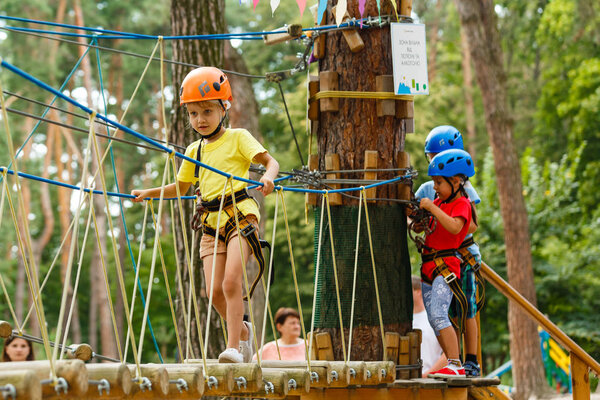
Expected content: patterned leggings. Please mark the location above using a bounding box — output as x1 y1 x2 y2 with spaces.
422 275 454 336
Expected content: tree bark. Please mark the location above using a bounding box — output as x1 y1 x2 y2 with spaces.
170 0 227 359
459 27 477 160
427 0 444 82
453 1 547 398
315 0 412 361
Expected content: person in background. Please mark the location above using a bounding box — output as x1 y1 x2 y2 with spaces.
2 336 35 362
256 307 306 361
412 275 446 377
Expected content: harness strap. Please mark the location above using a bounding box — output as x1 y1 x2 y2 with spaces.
421 249 456 263
201 189 250 212
202 211 271 301
422 258 468 334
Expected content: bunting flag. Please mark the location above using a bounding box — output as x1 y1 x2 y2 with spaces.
270 0 280 15
296 0 306 16
358 0 366 27
317 0 327 25
376 0 381 24
253 0 260 10
335 0 347 26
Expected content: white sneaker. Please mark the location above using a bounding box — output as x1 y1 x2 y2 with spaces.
239 321 254 363
218 348 243 363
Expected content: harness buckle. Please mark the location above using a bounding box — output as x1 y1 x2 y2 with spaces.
240 223 256 238
444 272 457 285
472 262 481 272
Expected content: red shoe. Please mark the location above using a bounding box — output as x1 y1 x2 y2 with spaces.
428 366 466 378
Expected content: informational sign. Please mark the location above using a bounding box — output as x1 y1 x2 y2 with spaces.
391 23 429 95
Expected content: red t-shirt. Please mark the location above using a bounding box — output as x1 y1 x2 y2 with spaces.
421 196 472 280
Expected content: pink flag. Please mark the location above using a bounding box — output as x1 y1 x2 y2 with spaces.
296 0 306 16
253 0 260 10
358 0 366 27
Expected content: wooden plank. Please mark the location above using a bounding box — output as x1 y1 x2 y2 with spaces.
398 336 410 379
305 154 320 206
376 75 395 117
400 0 413 16
319 71 339 112
470 377 500 387
0 320 12 338
389 379 419 388
404 118 415 133
413 378 447 389
395 100 414 118
0 369 41 400
571 352 591 400
308 75 320 121
263 24 303 45
445 376 472 387
384 332 400 364
315 332 335 361
364 150 378 202
332 6 365 53
325 153 342 205
442 387 469 400
408 331 420 379
310 5 327 59
397 151 411 201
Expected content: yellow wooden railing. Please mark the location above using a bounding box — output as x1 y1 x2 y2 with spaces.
481 262 600 399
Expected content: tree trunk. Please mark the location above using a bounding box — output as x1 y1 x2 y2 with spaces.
315 0 412 361
224 40 265 345
170 0 226 359
453 1 547 399
427 0 444 82
459 27 477 160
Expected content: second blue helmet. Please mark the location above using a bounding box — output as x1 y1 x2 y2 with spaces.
428 149 475 178
424 125 464 154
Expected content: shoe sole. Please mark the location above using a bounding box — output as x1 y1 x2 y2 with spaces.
218 356 242 363
428 373 466 378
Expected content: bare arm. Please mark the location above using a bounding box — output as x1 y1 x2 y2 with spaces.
467 205 478 234
419 198 465 235
253 151 279 196
131 180 193 202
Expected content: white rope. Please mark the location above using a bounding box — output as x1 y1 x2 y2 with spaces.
308 194 326 368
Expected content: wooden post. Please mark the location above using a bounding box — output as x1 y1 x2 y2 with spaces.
396 100 414 119
376 75 396 117
363 361 395 385
384 332 400 363
228 363 262 394
66 343 93 361
319 71 339 112
262 367 310 396
0 370 41 400
86 363 132 398
397 151 411 201
0 321 11 339
364 150 378 202
202 363 235 396
327 361 352 387
332 6 365 53
0 360 88 398
263 24 303 45
127 364 169 399
306 154 320 207
400 0 413 16
398 336 410 379
254 369 289 398
307 332 317 360
163 364 205 399
324 154 342 205
315 332 335 361
408 331 420 379
310 5 327 59
413 328 423 377
343 361 368 385
259 360 332 388
571 352 590 400
308 76 320 121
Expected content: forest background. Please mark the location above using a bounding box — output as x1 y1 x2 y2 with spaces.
0 0 599 389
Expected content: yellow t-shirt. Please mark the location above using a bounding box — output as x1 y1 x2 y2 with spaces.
177 128 266 229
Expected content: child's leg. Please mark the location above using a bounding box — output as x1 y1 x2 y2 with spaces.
222 236 252 350
427 276 460 360
202 253 228 317
462 267 479 362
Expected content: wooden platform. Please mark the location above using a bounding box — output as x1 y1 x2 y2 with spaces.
0 360 507 400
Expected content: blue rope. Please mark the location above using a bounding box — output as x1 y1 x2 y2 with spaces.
94 45 164 363
0 38 95 183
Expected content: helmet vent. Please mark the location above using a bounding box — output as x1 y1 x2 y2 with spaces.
213 82 221 91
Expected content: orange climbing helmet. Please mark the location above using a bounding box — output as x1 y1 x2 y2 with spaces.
179 67 233 106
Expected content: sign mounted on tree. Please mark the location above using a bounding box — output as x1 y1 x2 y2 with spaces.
391 23 429 95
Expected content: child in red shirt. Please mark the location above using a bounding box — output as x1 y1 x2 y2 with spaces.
415 149 475 377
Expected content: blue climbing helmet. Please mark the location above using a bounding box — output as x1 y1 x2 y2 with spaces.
424 125 464 154
428 149 475 178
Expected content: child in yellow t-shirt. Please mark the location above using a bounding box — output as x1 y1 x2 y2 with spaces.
131 67 279 363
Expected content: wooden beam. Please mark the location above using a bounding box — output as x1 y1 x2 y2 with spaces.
324 153 342 205
384 332 400 363
263 24 303 45
400 0 413 16
408 331 420 379
364 150 378 203
163 364 204 399
376 76 396 117
315 332 335 361
332 6 365 53
0 369 41 400
306 154 319 207
363 361 395 385
229 363 262 394
259 360 332 388
66 343 93 361
319 71 339 112
127 364 169 399
262 367 311 396
86 363 132 398
255 369 289 398
310 5 327 59
0 320 11 339
571 352 591 400
398 336 410 379
395 100 414 119
397 152 411 201
308 76 320 121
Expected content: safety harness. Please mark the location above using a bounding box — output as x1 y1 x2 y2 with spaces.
457 237 486 312
191 189 271 301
